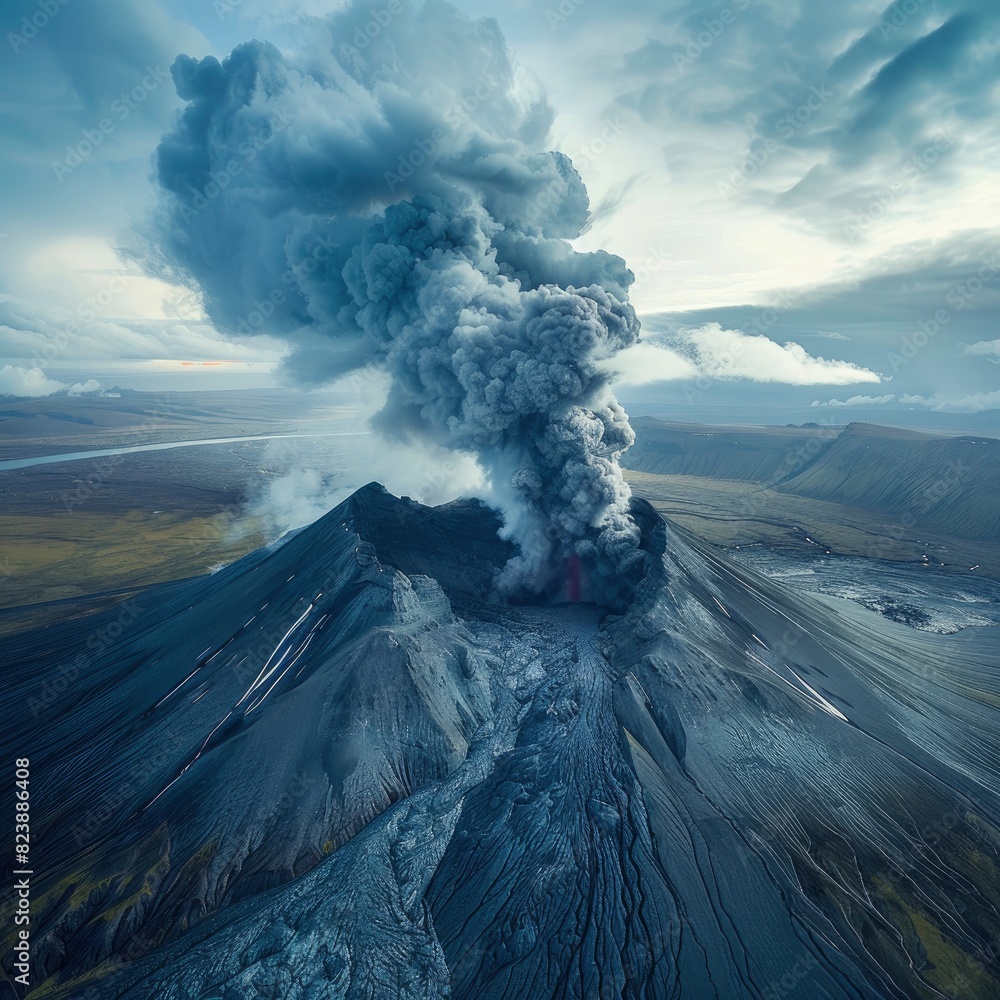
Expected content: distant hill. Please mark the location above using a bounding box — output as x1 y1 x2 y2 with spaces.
777 422 1000 542
0 393 159 442
626 417 1000 547
626 418 843 481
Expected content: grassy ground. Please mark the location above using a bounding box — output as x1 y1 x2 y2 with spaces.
0 509 266 611
0 434 278 621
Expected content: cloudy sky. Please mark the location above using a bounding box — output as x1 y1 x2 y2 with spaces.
1 0 998 422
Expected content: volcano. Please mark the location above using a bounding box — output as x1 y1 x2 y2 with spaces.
3 484 1000 999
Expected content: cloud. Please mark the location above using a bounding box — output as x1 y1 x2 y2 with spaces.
666 323 882 385
900 390 1000 413
963 339 1000 357
0 297 283 364
0 365 99 398
0 365 66 397
590 0 1000 292
811 393 896 407
598 340 698 385
605 326 880 387
68 378 101 394
0 0 212 301
639 232 1000 399
582 172 646 232
2 0 995 434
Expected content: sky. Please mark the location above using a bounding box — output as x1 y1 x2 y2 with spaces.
1 0 998 423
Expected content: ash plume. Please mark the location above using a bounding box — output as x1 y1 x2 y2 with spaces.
141 0 644 605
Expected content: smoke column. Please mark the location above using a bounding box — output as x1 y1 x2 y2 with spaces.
142 0 645 605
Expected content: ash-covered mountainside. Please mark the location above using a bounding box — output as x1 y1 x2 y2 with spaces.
3 483 1000 999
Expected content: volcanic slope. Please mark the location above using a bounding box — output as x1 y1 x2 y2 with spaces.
3 484 1000 999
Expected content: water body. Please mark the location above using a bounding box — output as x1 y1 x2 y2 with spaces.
0 432 368 471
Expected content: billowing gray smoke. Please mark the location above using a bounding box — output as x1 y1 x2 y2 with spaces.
144 0 644 605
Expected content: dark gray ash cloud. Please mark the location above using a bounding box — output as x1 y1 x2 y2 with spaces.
140 0 645 605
